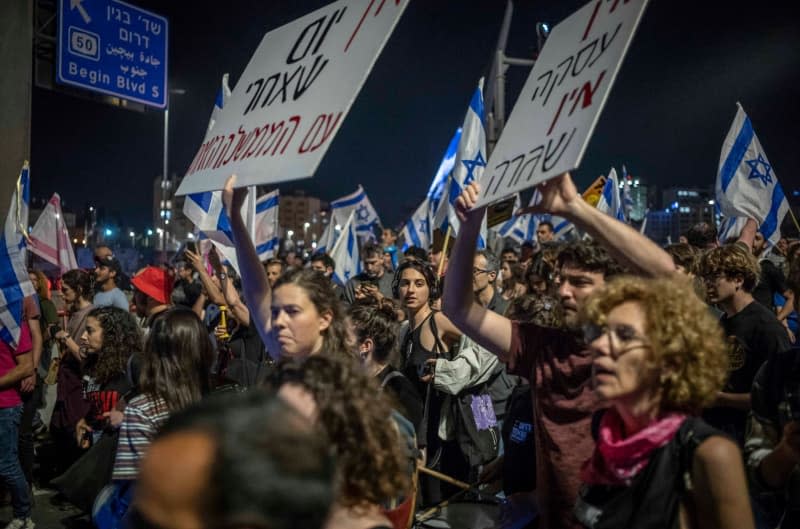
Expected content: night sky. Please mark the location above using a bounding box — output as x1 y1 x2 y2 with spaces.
31 0 800 232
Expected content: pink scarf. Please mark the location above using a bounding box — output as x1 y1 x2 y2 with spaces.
580 408 687 486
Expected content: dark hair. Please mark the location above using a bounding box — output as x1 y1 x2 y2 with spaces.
686 222 718 249
501 247 519 259
502 262 526 293
265 258 285 270
664 243 699 273
348 299 399 364
699 243 760 293
556 241 624 278
392 258 440 300
505 294 563 327
361 242 383 260
86 306 142 385
403 246 429 262
159 391 335 529
62 269 93 301
141 307 213 411
310 253 335 271
273 269 355 360
538 220 554 232
275 356 409 509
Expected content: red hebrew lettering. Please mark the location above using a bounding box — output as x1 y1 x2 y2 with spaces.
582 1 602 41
345 0 402 52
547 92 569 136
298 112 343 153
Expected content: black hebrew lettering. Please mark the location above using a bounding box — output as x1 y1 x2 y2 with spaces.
542 128 576 171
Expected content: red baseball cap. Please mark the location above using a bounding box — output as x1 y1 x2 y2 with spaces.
131 266 173 305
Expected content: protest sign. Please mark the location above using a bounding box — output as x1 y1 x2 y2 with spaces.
475 0 649 207
176 0 409 195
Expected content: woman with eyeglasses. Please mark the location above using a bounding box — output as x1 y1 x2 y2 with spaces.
574 276 753 529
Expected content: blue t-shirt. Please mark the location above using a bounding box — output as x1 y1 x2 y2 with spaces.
94 288 130 311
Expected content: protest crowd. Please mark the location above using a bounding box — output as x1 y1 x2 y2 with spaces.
1 164 798 529
2 2 800 529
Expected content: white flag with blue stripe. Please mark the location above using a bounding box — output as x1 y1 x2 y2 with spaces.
433 79 488 248
401 199 432 251
1 162 36 347
207 73 232 133
716 103 789 245
427 128 462 224
596 168 626 222
330 186 381 241
254 190 280 260
717 215 748 244
331 211 362 286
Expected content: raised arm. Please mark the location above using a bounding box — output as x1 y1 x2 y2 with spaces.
222 175 271 345
519 173 676 277
442 184 514 359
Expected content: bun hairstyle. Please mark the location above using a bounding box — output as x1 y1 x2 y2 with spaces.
391 258 440 300
347 299 399 365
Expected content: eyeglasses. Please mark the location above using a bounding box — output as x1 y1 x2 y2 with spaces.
582 322 651 358
472 267 491 276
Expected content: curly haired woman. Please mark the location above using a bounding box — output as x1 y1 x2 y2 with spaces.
574 276 754 529
275 356 412 529
74 306 142 448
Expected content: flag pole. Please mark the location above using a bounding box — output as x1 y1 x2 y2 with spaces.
788 207 800 234
437 225 452 277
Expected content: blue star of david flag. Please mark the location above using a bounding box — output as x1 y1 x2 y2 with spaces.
596 168 626 222
433 79 488 249
427 128 462 221
1 162 36 348
331 211 362 286
254 190 280 260
716 103 789 245
330 185 381 241
401 199 432 251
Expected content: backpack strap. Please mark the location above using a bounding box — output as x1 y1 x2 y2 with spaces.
380 370 406 389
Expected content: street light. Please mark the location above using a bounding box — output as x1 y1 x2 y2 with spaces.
162 87 187 252
129 231 136 248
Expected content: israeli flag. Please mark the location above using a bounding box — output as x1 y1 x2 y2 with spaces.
717 215 748 244
254 190 280 260
316 221 337 255
494 194 536 244
330 186 381 241
427 128 462 220
596 168 626 222
207 73 232 133
433 79 488 248
0 162 36 347
330 211 362 286
401 199 432 251
716 103 789 245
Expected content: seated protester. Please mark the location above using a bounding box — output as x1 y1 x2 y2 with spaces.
745 346 800 529
575 276 753 529
348 298 423 432
171 260 203 310
131 266 174 332
344 242 396 304
275 357 412 529
264 258 285 289
74 307 142 448
93 254 130 311
128 390 335 529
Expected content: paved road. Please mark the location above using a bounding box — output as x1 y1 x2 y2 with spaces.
0 488 91 528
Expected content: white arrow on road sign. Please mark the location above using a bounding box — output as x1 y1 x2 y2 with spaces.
70 0 91 24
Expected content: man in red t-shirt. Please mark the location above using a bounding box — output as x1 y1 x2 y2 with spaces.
443 174 675 529
0 321 35 528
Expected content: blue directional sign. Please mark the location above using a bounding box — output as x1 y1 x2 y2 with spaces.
57 0 168 108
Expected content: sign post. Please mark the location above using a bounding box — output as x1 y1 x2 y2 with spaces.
475 0 649 208
57 0 168 108
176 0 409 196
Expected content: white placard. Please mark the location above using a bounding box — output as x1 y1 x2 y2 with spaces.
476 0 649 207
176 0 409 195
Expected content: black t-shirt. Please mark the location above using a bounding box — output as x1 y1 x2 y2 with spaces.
378 365 423 434
704 300 790 441
752 259 788 310
219 322 267 388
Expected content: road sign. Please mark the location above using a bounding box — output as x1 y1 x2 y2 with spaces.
57 0 168 108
